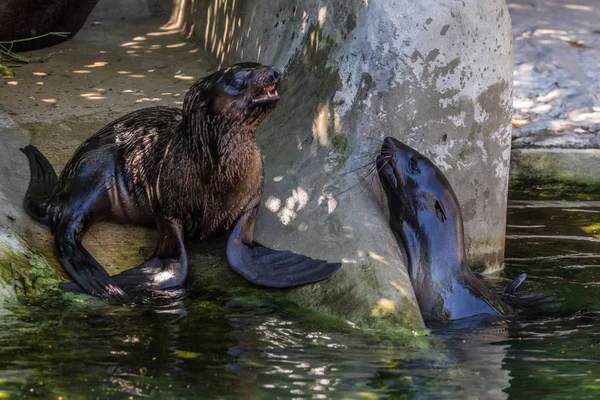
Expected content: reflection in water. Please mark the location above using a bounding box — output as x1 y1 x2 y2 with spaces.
2 190 600 398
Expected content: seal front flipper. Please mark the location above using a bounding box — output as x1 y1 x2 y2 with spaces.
226 212 342 288
105 218 187 294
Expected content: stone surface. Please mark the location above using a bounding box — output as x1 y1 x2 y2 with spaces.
179 0 514 279
511 148 600 183
171 0 515 329
0 9 210 300
0 0 514 328
510 0 600 149
508 0 600 182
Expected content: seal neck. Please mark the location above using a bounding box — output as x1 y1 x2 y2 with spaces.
401 210 468 282
180 107 260 168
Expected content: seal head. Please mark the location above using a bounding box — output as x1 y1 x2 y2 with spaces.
377 137 512 323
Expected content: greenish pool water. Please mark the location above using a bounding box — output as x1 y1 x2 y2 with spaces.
1 185 600 399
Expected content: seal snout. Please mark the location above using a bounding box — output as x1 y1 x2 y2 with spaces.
377 136 397 170
376 140 399 189
271 67 282 81
251 67 281 106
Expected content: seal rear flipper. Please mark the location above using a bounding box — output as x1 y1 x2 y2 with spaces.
226 219 342 288
105 254 188 294
19 145 58 225
99 218 188 295
61 256 188 296
54 215 129 303
55 244 129 303
504 273 528 296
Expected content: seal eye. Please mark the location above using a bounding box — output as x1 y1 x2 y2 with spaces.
435 200 447 222
408 158 420 174
232 77 244 90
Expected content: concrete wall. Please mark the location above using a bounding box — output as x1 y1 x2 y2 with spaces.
172 0 514 324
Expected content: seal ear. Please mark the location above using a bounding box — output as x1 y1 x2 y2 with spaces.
183 78 215 116
435 200 447 222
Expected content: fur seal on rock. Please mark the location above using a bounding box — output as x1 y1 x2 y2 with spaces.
376 137 526 324
20 62 341 302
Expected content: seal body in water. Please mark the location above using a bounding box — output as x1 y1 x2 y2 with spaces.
376 137 525 324
20 62 341 302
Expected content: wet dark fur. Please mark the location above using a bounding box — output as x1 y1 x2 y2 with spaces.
21 62 341 302
0 0 99 51
43 64 274 238
376 137 525 324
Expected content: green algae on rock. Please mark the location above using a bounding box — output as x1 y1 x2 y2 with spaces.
0 229 63 301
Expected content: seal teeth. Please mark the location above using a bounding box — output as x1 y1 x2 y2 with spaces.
253 84 280 105
263 84 276 93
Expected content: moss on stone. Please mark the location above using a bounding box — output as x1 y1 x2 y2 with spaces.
0 230 64 302
509 176 600 201
222 285 431 347
332 135 351 169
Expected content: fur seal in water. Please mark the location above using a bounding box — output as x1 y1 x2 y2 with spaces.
376 137 526 324
20 62 341 302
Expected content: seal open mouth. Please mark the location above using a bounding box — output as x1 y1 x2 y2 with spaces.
252 83 279 106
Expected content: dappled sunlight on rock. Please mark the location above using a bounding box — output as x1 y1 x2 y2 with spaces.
41 98 57 104
312 102 332 154
2 11 209 128
371 299 396 318
317 194 337 215
81 93 106 100
135 97 162 104
511 0 600 150
265 196 281 213
174 74 196 81
272 187 310 226
84 61 109 68
390 281 412 297
318 7 327 27
166 42 187 48
367 252 390 266
146 30 180 37
562 4 592 11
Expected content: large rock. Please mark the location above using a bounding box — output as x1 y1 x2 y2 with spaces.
0 0 514 329
177 0 514 324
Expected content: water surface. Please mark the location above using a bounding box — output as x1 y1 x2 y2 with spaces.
1 185 600 399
